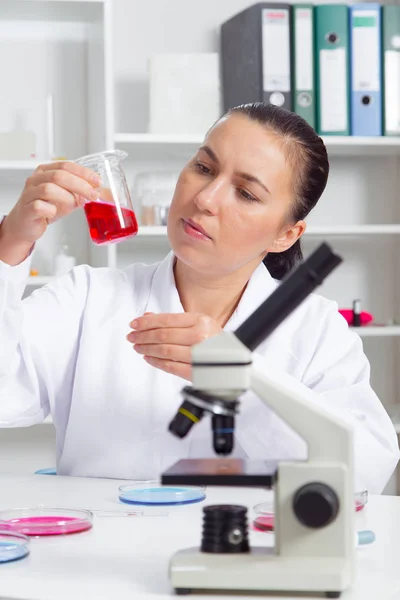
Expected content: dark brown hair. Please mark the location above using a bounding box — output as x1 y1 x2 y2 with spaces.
225 102 329 280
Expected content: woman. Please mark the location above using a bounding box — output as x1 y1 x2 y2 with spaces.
0 103 398 491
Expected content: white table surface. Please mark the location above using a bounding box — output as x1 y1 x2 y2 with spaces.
0 474 399 600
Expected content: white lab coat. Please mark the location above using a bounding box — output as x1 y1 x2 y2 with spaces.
0 250 398 492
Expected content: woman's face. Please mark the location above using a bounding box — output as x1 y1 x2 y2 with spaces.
167 114 304 277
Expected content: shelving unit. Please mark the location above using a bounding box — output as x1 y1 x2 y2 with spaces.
0 0 113 473
0 0 114 275
1 0 400 491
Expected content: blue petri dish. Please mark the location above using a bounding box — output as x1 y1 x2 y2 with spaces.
118 483 206 506
34 468 57 475
0 531 30 564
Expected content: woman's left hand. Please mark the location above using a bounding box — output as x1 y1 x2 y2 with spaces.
126 312 222 381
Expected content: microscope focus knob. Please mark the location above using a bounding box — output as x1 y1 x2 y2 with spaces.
293 482 339 528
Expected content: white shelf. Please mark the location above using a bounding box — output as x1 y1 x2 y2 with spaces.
0 0 105 22
115 133 202 162
0 160 43 172
137 226 168 236
306 225 400 235
115 133 203 145
323 136 400 156
136 225 400 237
115 133 400 159
26 276 53 286
351 326 400 337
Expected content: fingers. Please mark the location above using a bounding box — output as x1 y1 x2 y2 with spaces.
24 182 80 216
143 356 192 381
127 326 206 346
130 312 212 331
133 343 192 364
36 161 101 186
25 200 58 225
27 170 100 204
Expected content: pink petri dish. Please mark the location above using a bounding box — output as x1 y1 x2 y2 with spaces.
0 508 93 537
253 490 368 533
355 489 368 511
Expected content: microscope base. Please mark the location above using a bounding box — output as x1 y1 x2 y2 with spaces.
170 546 351 597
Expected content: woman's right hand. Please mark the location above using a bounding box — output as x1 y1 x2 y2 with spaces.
0 161 101 266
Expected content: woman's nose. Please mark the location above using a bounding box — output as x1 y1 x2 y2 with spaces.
194 178 226 214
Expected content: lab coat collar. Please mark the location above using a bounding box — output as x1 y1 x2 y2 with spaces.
144 251 278 330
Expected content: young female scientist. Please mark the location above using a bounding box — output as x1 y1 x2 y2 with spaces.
0 103 398 491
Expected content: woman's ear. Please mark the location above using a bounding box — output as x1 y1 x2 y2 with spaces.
270 221 306 253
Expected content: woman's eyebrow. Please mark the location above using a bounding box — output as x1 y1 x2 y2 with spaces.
235 171 270 194
199 145 219 164
199 145 270 194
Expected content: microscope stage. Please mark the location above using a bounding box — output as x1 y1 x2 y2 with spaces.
161 458 278 487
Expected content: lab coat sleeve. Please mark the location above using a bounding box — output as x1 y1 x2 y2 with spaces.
0 257 89 427
237 302 400 494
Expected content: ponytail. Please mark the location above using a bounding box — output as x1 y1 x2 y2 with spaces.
263 239 303 281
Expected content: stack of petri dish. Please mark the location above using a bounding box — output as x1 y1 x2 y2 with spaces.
253 490 368 532
0 531 30 564
0 507 93 537
118 480 206 506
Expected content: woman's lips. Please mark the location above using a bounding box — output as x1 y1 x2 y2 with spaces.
182 218 212 241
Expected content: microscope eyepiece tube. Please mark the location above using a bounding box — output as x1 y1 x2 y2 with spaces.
234 243 342 352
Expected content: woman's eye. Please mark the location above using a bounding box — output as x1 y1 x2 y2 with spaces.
195 162 212 175
238 188 258 203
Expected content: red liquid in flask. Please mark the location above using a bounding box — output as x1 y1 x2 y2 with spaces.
84 200 138 245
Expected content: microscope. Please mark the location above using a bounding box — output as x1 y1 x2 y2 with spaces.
162 243 355 599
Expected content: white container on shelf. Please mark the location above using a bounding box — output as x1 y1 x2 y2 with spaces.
148 53 221 135
133 171 179 227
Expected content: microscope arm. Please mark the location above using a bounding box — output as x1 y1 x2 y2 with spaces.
191 327 353 467
250 365 353 467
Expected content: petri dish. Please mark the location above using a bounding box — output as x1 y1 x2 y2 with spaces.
0 531 30 563
118 480 206 506
253 489 368 532
34 468 57 475
0 507 93 537
355 489 368 511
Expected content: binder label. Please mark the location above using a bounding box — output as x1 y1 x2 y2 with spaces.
295 8 313 91
352 10 380 92
262 8 290 92
320 48 347 131
385 51 400 133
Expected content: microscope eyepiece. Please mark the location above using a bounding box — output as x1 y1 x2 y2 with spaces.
168 399 205 439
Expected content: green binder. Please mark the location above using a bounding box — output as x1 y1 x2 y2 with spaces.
315 4 350 136
382 5 400 136
292 4 316 129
